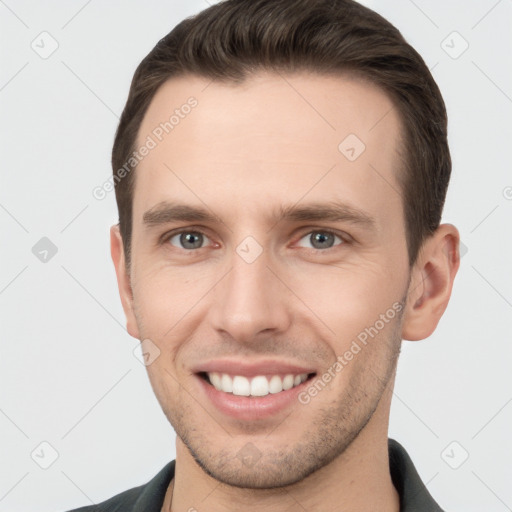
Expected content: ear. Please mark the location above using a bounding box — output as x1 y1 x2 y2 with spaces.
110 224 140 339
401 223 460 341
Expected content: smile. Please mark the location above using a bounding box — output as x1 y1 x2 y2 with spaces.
202 372 311 397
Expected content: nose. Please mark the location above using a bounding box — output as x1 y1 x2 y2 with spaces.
209 244 292 345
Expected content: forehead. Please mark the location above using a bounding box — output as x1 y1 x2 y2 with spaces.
133 71 404 235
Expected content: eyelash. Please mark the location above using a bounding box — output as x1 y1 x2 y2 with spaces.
160 227 351 253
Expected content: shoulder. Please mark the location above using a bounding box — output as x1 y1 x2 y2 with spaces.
62 460 175 512
388 438 445 512
64 485 145 512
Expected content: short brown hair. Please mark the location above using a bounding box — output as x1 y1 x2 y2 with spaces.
112 0 451 271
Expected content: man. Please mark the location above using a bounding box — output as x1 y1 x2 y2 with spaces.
67 0 460 510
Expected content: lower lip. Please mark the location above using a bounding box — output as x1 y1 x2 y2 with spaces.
196 374 313 421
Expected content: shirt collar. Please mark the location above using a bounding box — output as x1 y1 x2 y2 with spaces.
388 438 444 511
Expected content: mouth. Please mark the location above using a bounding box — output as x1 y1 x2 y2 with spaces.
192 359 318 420
198 371 317 397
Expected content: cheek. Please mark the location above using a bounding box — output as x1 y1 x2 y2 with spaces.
133 264 211 335
132 247 405 347
286 261 403 347
291 258 398 312
143 360 185 427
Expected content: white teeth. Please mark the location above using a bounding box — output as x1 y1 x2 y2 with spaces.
210 372 222 390
250 376 269 396
206 372 309 396
269 375 283 394
221 373 233 393
232 376 251 396
282 374 294 390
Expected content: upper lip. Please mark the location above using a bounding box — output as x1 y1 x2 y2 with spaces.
192 359 316 378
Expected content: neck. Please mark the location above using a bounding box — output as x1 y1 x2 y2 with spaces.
164 380 399 512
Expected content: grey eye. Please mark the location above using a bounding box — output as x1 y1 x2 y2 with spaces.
297 231 343 250
169 231 209 250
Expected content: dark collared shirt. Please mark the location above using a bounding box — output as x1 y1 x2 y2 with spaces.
65 438 444 511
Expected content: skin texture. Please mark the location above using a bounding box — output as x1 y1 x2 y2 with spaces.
110 71 460 512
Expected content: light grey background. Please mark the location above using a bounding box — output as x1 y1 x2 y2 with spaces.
1 1 511 511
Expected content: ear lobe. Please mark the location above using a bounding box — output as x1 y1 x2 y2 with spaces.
110 224 140 339
401 224 460 341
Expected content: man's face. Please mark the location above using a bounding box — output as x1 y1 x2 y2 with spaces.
122 72 411 487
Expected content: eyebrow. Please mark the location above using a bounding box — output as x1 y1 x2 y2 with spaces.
142 200 377 231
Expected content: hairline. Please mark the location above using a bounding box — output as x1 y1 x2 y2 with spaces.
123 68 413 272
128 65 412 246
